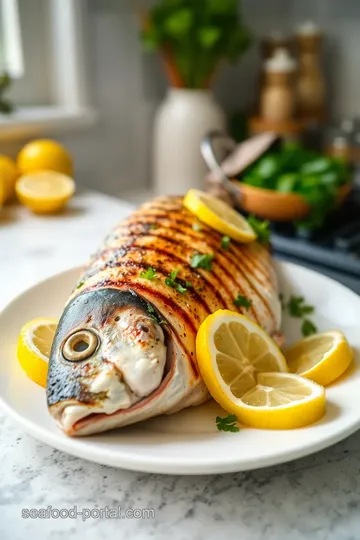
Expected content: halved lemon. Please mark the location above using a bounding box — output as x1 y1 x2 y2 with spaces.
237 372 326 429
196 310 288 415
17 318 58 387
285 330 353 387
183 189 256 243
16 170 75 214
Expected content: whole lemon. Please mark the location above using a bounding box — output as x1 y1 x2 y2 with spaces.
0 155 19 203
17 139 73 176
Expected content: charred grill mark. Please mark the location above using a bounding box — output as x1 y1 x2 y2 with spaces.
90 243 234 312
130 226 273 322
82 259 213 315
95 216 273 324
125 234 259 322
125 222 274 320
91 242 229 306
88 279 199 376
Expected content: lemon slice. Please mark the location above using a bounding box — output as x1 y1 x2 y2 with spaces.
184 189 256 243
285 330 353 387
16 171 75 214
196 310 288 415
17 318 58 387
237 372 326 429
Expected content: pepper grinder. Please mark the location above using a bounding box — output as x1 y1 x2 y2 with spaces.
295 21 326 122
260 48 297 123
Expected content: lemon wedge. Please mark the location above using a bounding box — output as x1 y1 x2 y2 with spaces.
285 330 353 387
16 171 75 214
17 318 57 387
184 189 257 243
237 372 326 429
196 310 288 414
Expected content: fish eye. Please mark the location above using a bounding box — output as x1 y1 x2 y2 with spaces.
62 329 99 362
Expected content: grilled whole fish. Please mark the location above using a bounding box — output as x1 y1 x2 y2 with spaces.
47 196 282 436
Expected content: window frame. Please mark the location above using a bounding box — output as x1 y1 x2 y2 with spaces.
0 0 96 139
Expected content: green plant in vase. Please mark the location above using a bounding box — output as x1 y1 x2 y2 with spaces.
141 0 252 88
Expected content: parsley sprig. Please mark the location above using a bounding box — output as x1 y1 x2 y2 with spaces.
234 294 252 309
216 414 240 432
190 252 214 270
287 296 314 318
147 304 167 325
221 236 231 250
247 216 271 244
282 295 317 337
302 319 317 337
140 267 158 280
165 268 192 295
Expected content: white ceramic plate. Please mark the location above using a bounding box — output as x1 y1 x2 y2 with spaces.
0 262 359 475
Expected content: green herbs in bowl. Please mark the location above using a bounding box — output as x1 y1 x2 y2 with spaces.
238 142 352 230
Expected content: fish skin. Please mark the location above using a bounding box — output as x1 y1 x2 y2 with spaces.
47 195 282 436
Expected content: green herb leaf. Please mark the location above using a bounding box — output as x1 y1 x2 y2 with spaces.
140 267 158 280
149 223 158 230
169 268 180 281
192 223 202 232
216 414 240 433
190 253 214 270
185 281 192 289
302 319 318 337
147 304 155 314
76 280 85 290
234 294 252 309
165 277 187 294
221 236 231 250
247 216 271 243
287 296 314 318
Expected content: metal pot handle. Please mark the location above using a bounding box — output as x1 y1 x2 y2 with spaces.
201 131 240 201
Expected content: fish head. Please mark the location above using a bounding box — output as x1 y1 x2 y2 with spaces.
47 288 168 434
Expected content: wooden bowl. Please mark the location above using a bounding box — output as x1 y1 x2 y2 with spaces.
231 181 352 222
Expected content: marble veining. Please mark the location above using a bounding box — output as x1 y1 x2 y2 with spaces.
1 192 360 540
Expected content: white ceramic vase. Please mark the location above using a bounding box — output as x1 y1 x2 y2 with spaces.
153 88 226 196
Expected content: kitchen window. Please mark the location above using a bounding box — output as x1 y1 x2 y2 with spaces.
0 0 95 139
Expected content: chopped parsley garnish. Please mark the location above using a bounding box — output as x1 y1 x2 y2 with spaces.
282 295 317 337
287 296 314 318
140 267 158 280
165 269 191 294
165 277 187 294
169 268 180 281
221 236 231 250
247 216 271 244
234 294 252 309
147 303 167 325
216 414 240 433
76 280 85 289
149 223 158 230
302 319 317 337
192 223 202 232
190 252 214 270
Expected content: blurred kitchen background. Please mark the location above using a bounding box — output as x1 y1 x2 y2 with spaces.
0 0 359 196
1 0 360 292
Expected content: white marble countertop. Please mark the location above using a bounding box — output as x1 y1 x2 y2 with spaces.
1 191 360 540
